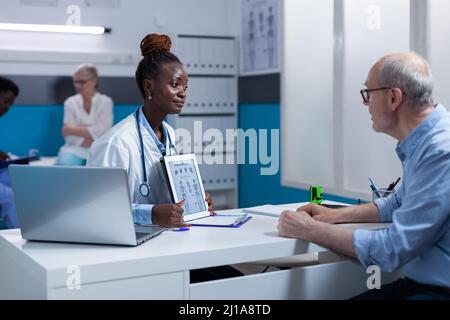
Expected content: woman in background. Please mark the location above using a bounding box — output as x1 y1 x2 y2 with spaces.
55 64 113 166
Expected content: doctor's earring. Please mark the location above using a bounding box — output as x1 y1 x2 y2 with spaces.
147 92 152 100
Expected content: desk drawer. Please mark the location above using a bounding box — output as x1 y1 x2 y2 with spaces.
48 271 186 300
190 260 400 300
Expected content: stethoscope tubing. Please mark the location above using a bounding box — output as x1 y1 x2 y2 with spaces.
135 108 177 197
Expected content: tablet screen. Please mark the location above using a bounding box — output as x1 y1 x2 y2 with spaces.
168 159 207 215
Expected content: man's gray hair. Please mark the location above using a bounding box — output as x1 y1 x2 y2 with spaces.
378 53 434 110
74 63 98 80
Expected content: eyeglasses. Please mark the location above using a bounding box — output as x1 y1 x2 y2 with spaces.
73 78 93 86
360 87 391 103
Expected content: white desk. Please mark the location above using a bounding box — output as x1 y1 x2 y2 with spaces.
29 157 57 166
0 208 398 300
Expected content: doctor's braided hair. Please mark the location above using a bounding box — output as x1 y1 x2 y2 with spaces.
135 33 182 99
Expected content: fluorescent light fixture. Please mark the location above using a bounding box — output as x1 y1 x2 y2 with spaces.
0 23 111 35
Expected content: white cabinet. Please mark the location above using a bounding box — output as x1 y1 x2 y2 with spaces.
49 272 186 300
190 257 401 300
171 35 238 209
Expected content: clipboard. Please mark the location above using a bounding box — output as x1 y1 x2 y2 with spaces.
0 156 40 169
190 214 252 228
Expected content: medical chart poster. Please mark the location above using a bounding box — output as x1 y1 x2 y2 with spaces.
241 0 280 75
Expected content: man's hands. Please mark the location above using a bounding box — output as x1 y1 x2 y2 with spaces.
278 203 338 240
152 200 189 228
278 203 360 259
296 203 337 223
277 210 316 240
297 202 382 224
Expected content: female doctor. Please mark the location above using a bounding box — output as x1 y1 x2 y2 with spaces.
87 34 214 228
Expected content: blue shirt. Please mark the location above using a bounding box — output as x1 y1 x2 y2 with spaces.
132 108 169 225
0 167 19 229
353 104 450 287
138 107 168 156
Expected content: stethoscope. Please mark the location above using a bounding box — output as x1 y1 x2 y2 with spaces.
136 108 177 197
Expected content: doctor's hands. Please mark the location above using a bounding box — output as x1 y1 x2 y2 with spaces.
152 199 190 228
205 192 216 215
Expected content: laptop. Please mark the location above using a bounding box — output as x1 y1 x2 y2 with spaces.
8 165 166 246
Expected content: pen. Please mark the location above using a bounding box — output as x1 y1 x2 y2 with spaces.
383 177 401 198
170 227 191 232
386 177 401 191
369 177 382 199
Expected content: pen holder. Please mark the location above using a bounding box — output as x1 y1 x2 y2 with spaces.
310 185 323 204
372 188 395 201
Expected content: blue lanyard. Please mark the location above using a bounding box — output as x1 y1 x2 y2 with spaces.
136 109 148 186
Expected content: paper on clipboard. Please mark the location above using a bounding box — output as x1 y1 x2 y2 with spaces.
242 204 297 217
190 214 251 227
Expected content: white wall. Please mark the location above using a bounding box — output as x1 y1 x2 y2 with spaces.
427 0 450 109
282 0 410 200
282 0 335 190
282 0 450 201
340 0 408 197
0 0 241 76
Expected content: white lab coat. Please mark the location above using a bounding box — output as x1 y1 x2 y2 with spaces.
87 111 175 206
60 92 113 159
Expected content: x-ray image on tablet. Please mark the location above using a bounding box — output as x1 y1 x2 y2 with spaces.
161 154 209 221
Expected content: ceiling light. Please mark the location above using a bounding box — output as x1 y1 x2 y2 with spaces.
0 23 111 35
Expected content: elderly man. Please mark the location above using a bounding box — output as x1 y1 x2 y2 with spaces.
0 76 20 229
278 52 450 300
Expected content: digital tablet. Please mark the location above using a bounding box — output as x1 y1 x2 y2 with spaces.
160 154 210 221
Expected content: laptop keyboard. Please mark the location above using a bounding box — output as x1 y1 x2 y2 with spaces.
134 225 166 244
135 232 151 239
135 225 165 233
